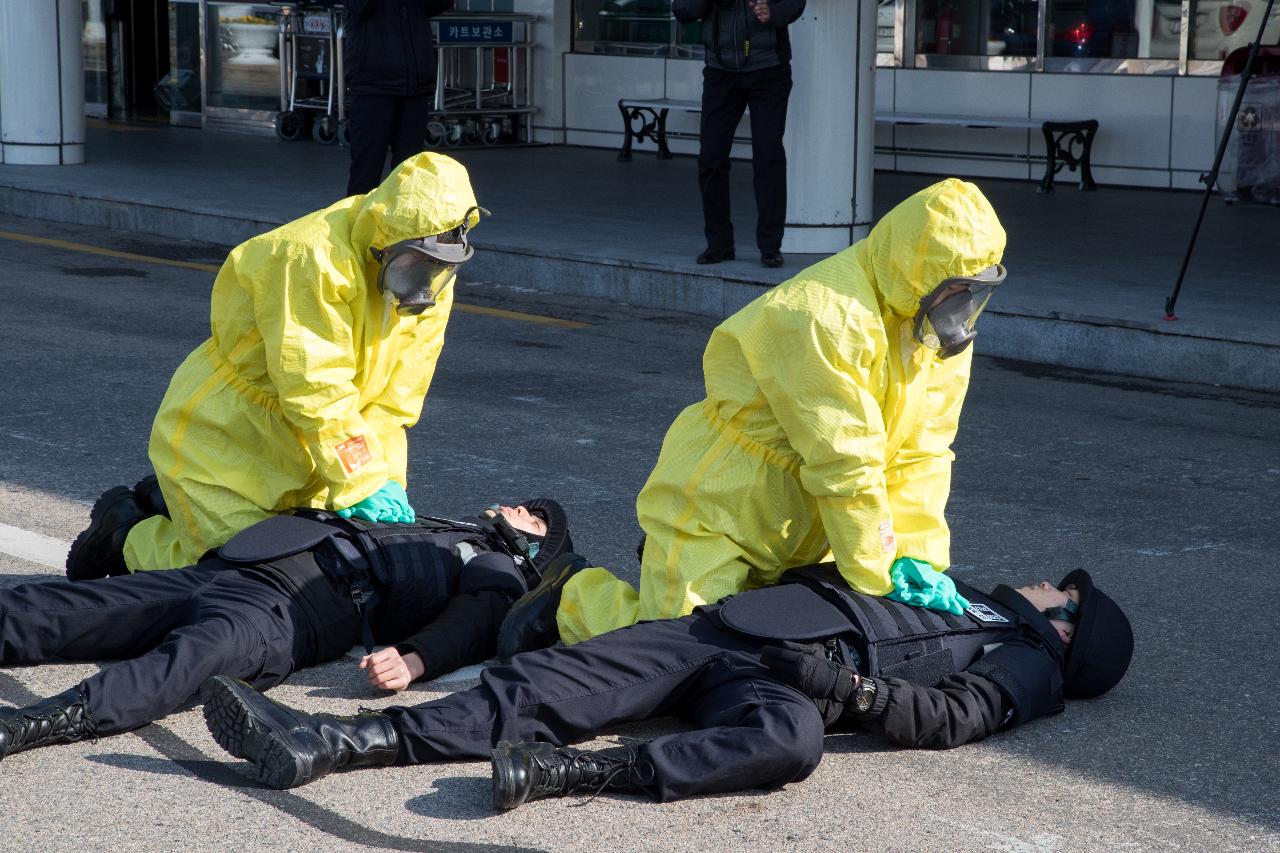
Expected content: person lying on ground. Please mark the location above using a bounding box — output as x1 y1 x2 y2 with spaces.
0 499 572 761
201 560 1132 810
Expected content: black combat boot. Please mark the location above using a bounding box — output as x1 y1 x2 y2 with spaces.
495 554 589 662
490 741 648 810
0 687 98 760
202 676 399 790
131 473 169 519
65 486 148 581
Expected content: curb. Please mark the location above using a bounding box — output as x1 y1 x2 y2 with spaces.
4 183 1278 394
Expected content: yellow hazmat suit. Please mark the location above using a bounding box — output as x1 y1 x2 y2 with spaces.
558 178 1006 643
123 153 479 571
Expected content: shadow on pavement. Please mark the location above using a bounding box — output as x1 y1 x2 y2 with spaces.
406 777 496 821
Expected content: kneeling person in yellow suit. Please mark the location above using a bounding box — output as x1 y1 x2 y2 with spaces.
66 152 485 579
529 178 1007 649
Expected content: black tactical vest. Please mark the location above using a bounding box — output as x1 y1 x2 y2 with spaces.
218 510 528 648
718 563 1067 725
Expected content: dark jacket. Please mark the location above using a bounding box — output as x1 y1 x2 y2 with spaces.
672 0 806 72
343 0 454 96
222 513 530 682
720 563 1067 750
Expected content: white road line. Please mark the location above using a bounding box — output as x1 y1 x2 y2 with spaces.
0 523 68 569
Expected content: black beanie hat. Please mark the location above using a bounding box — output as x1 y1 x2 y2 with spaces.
517 498 574 572
1057 569 1134 699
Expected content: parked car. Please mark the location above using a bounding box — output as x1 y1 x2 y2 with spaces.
1149 0 1280 60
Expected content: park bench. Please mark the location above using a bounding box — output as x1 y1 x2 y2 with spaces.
876 112 1099 193
616 97 1099 193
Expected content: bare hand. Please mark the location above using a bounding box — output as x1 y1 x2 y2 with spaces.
359 647 426 692
752 0 771 23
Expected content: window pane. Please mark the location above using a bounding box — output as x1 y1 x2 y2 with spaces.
916 0 1039 56
990 0 1040 55
1048 0 1140 57
574 0 678 56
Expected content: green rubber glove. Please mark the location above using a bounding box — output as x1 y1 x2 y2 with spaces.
884 556 970 616
336 481 415 524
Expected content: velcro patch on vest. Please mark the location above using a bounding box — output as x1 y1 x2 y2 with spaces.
719 583 855 641
966 602 1010 624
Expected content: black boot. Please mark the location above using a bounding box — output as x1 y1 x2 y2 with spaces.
65 486 148 581
202 676 399 790
495 553 590 662
131 473 169 519
491 741 648 810
0 687 98 760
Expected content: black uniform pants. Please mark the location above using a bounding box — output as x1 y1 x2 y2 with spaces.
384 609 826 802
346 92 434 197
0 563 302 733
697 63 794 253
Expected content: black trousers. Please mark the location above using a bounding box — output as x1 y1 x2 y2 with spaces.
384 609 826 802
346 93 435 197
0 562 309 733
697 63 794 254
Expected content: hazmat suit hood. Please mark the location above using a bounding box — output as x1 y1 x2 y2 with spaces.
349 153 482 262
864 178 1007 319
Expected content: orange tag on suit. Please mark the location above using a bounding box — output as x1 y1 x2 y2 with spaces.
336 435 373 474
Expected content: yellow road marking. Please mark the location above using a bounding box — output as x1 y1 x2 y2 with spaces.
0 229 589 329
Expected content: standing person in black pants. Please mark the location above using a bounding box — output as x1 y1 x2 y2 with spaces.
344 0 454 197
673 0 806 268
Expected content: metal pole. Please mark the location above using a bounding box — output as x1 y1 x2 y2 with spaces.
1164 0 1278 319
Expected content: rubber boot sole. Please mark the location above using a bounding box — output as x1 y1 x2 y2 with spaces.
202 676 310 790
65 486 138 581
490 741 530 811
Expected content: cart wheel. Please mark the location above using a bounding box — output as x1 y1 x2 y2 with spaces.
313 116 340 145
481 121 501 146
275 112 304 142
425 120 447 149
338 122 351 147
463 119 482 146
444 121 464 147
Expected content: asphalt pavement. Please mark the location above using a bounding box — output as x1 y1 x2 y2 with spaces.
0 214 1277 852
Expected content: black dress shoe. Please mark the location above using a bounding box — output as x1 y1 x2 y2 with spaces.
696 247 735 265
761 251 784 268
65 486 148 581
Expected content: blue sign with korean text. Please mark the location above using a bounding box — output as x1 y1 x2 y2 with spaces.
436 20 514 44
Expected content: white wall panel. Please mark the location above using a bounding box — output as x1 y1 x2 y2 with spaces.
1091 165 1172 188
564 53 665 133
896 154 1032 180
891 70 1032 159
514 0 570 135
1171 76 1217 172
893 69 1031 116
1031 73 1173 169
1171 170 1206 190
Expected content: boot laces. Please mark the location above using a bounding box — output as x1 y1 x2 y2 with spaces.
567 740 651 807
4 698 98 750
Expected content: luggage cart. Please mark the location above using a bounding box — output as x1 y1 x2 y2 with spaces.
428 15 536 148
272 1 345 145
